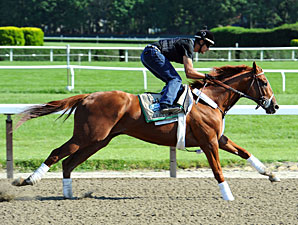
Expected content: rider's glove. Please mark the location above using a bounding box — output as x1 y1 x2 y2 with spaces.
205 73 216 80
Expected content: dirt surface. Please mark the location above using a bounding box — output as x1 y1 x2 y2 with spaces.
0 177 297 224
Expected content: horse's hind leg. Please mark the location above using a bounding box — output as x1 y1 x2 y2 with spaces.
12 137 81 187
61 135 116 198
218 135 280 182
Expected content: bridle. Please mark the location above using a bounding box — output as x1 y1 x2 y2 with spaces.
253 72 274 109
210 70 274 112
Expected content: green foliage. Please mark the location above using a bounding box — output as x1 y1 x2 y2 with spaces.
211 22 298 47
0 26 25 45
269 22 298 46
0 26 44 46
0 0 297 36
290 39 298 46
21 27 44 46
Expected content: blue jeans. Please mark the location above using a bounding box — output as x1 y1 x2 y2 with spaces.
141 47 183 105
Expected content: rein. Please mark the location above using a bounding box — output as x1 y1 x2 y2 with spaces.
210 71 271 111
192 69 274 117
211 78 258 102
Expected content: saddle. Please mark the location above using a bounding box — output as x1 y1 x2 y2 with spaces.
138 85 223 150
138 85 193 150
138 84 193 124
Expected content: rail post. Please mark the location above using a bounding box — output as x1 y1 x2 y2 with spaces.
170 147 177 178
228 50 232 61
88 49 92 62
125 50 128 63
50 49 53 62
260 50 264 61
66 44 72 91
70 66 75 90
6 114 13 178
281 72 286 92
142 69 147 90
235 43 240 60
10 49 13 62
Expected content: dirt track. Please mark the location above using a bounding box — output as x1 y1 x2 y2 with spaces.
0 177 297 224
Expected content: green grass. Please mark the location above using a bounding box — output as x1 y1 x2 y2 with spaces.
0 114 297 172
0 61 297 104
0 60 297 171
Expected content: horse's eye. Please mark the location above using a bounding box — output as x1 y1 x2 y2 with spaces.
259 80 267 87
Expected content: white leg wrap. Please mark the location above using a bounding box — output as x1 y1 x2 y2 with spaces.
247 154 266 174
218 181 235 201
29 163 50 185
63 178 73 199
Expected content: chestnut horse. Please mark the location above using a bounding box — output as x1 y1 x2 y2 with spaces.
14 62 280 201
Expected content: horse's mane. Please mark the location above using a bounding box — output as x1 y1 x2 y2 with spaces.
190 64 252 89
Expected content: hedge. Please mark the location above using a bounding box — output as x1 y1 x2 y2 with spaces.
0 26 44 46
21 27 44 46
0 26 24 45
290 39 298 46
211 22 298 47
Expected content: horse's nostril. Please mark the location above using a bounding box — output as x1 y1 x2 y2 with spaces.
275 105 279 110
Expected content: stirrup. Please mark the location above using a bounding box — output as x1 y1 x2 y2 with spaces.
160 104 181 114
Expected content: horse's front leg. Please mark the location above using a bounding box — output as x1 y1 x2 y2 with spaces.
218 135 280 182
201 139 235 201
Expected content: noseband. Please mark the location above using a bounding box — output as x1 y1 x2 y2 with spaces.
210 71 273 111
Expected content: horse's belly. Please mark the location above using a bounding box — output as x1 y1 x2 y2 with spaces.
125 122 199 147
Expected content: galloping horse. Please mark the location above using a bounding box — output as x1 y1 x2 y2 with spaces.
13 62 280 201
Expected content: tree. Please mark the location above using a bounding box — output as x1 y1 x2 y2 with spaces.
0 0 297 35
108 0 144 34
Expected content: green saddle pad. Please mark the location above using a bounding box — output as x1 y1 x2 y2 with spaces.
138 84 193 123
138 93 180 123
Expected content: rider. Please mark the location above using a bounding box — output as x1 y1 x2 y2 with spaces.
141 29 215 114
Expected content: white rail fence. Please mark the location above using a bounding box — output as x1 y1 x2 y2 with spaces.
0 65 297 92
1 104 298 179
0 46 297 62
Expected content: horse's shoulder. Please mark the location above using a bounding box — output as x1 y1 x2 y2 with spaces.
189 104 222 124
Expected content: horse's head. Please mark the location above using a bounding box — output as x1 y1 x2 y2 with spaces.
246 62 279 114
190 62 279 114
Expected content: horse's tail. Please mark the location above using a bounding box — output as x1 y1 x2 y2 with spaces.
16 94 90 129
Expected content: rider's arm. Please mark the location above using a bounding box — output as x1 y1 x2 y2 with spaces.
183 56 206 79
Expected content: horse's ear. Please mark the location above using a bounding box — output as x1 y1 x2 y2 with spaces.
253 61 257 73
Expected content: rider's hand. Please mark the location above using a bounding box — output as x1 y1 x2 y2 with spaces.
205 73 216 80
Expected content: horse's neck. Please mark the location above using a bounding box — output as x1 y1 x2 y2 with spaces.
204 76 249 113
203 87 238 113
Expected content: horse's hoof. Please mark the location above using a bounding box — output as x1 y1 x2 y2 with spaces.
269 175 280 182
11 177 32 186
12 177 26 186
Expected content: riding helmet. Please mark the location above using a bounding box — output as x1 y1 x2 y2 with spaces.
195 29 215 46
